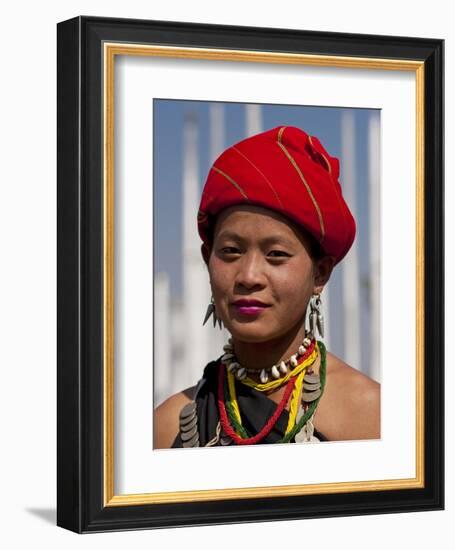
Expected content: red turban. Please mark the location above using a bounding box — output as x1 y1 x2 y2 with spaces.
197 125 356 265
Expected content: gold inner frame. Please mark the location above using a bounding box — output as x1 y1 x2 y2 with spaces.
103 43 425 506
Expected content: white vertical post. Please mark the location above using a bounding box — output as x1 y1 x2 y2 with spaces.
340 110 361 370
154 272 171 406
181 113 210 391
245 104 262 136
207 103 230 358
210 103 225 161
368 111 381 382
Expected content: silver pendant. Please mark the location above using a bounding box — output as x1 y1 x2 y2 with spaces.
180 415 198 432
202 297 223 329
302 381 321 391
317 311 324 338
179 401 196 420
302 388 322 402
310 310 317 336
303 373 320 385
202 301 215 326
180 424 198 442
308 294 324 338
182 432 200 447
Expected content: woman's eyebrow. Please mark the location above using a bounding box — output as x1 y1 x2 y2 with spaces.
260 235 295 247
216 231 294 247
216 230 243 242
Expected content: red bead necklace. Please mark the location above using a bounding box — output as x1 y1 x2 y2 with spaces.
217 363 296 445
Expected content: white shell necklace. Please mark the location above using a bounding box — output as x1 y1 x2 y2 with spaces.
220 334 314 384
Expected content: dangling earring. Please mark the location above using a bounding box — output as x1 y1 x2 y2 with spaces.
308 293 324 339
202 296 223 329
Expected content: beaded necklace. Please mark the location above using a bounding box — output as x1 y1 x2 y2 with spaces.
222 336 314 385
218 363 296 445
217 340 327 444
236 341 317 392
278 341 326 443
226 354 311 436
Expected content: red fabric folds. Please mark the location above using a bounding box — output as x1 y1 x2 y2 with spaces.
197 125 356 264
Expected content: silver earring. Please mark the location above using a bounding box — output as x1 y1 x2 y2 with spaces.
202 296 223 329
308 294 324 339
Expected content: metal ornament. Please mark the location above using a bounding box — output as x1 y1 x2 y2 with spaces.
202 296 223 329
220 428 233 446
308 294 324 339
180 424 198 441
303 373 320 384
179 401 200 447
303 381 321 391
182 432 200 447
302 371 322 403
317 313 324 339
179 401 196 420
180 415 198 431
310 310 317 337
202 298 215 326
302 388 322 402
294 413 320 443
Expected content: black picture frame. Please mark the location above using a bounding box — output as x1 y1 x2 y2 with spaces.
57 16 444 533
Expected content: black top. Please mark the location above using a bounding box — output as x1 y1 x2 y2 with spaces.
172 359 327 447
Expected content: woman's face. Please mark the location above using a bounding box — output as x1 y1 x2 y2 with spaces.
206 204 326 344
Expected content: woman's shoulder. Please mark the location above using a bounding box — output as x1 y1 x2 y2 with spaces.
153 360 220 449
326 352 380 395
315 351 381 441
153 386 196 449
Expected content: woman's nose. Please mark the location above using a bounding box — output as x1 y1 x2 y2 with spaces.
235 253 266 289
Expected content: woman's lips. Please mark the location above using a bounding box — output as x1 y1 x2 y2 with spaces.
231 302 270 316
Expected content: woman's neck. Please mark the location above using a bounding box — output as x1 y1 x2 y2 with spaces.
230 323 307 371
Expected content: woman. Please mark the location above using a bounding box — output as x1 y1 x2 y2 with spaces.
154 125 380 448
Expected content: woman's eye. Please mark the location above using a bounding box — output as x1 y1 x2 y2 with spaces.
221 247 240 254
268 250 290 258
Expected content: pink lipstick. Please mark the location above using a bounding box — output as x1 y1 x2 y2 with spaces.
232 299 270 316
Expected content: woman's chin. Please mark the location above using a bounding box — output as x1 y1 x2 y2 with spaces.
226 321 278 343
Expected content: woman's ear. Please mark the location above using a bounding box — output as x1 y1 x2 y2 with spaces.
313 255 336 294
201 243 211 266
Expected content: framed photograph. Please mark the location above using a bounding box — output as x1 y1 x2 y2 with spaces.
57 16 444 533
